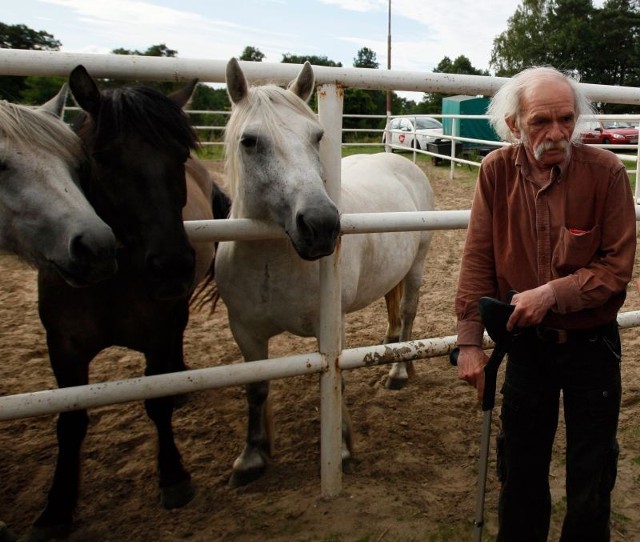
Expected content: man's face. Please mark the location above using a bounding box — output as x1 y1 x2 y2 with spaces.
508 79 576 168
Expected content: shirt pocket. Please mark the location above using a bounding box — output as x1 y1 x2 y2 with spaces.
552 224 600 274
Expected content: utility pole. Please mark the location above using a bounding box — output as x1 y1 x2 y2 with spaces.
386 0 392 119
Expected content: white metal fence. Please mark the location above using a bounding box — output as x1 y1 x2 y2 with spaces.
2 49 640 497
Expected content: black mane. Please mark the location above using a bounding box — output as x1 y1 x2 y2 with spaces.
77 85 199 154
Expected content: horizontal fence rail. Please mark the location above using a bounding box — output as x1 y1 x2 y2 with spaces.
2 49 640 497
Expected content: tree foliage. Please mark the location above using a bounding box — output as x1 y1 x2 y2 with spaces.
0 22 61 100
109 43 181 93
239 46 265 62
353 47 379 69
490 0 640 110
416 55 489 114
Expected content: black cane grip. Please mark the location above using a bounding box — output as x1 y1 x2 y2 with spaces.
449 347 459 366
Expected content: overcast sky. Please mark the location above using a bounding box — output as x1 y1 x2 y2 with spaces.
3 0 606 101
5 0 525 72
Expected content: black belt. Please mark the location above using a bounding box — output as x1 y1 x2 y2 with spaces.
533 321 617 345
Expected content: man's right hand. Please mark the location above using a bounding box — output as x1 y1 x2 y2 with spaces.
457 345 489 403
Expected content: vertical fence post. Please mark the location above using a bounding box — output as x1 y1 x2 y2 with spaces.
317 82 344 497
450 116 458 180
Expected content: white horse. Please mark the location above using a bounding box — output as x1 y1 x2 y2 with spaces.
0 86 117 285
215 58 434 486
0 87 118 542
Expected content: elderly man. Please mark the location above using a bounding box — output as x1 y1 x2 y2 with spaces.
455 66 636 541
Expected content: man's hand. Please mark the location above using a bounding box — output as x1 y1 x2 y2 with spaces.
508 284 556 331
457 345 489 402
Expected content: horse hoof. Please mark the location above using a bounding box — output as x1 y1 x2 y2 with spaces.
0 522 17 542
228 465 266 488
26 523 71 542
385 376 408 390
161 479 196 509
342 456 359 475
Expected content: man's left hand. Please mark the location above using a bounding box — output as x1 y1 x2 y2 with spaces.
507 284 556 330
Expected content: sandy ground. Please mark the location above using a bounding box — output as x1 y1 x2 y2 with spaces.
1 158 640 542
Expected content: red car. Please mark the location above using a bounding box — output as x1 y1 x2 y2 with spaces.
579 120 638 146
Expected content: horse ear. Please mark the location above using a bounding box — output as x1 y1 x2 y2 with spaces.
69 65 102 117
226 57 249 105
38 83 68 118
169 79 198 109
287 61 315 103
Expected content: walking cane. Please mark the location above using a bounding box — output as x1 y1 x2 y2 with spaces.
450 294 516 542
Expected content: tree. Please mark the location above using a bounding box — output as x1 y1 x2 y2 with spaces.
0 22 61 101
591 0 640 87
490 0 552 76
544 0 599 76
0 22 60 50
112 43 178 57
109 44 180 93
20 75 67 105
190 84 230 143
417 56 489 114
240 46 265 62
353 47 379 69
344 48 387 140
490 0 640 111
281 53 342 67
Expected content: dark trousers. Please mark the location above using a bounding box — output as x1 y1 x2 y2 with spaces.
496 321 621 542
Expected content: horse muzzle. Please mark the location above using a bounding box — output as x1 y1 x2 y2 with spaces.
146 250 196 301
289 206 340 261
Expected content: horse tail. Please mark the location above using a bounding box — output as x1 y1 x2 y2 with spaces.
189 179 231 313
211 180 232 221
383 283 404 344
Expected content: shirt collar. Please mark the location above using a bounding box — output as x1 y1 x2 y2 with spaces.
514 143 572 185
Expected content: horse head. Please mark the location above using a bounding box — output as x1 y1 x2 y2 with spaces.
69 65 199 300
0 86 117 285
224 58 340 261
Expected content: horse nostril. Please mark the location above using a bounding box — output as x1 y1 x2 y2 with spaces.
296 212 311 237
69 234 93 263
296 208 340 242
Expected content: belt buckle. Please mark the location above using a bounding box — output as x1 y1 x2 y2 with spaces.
537 326 568 344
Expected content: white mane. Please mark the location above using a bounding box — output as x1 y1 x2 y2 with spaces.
0 101 82 166
223 84 319 216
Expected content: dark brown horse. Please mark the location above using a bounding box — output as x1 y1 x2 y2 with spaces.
30 65 229 542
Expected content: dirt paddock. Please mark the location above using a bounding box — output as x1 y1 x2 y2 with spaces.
1 159 640 541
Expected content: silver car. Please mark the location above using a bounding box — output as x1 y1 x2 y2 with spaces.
382 115 443 152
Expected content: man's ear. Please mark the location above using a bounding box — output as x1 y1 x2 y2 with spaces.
505 115 521 139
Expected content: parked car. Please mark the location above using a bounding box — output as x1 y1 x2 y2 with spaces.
382 115 443 152
579 120 638 146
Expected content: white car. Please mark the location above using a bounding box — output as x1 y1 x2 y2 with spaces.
382 115 443 152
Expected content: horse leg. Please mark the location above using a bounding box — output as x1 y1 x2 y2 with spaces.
385 249 427 389
229 329 273 487
0 521 17 542
144 319 195 509
143 392 194 509
30 352 91 542
384 282 412 389
229 379 274 487
340 375 355 467
339 324 355 467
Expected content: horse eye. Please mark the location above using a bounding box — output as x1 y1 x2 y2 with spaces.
240 134 258 149
0 160 7 172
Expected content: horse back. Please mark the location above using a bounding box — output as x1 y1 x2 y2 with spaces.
340 152 433 214
339 153 434 312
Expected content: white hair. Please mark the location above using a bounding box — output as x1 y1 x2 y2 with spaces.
487 66 595 143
